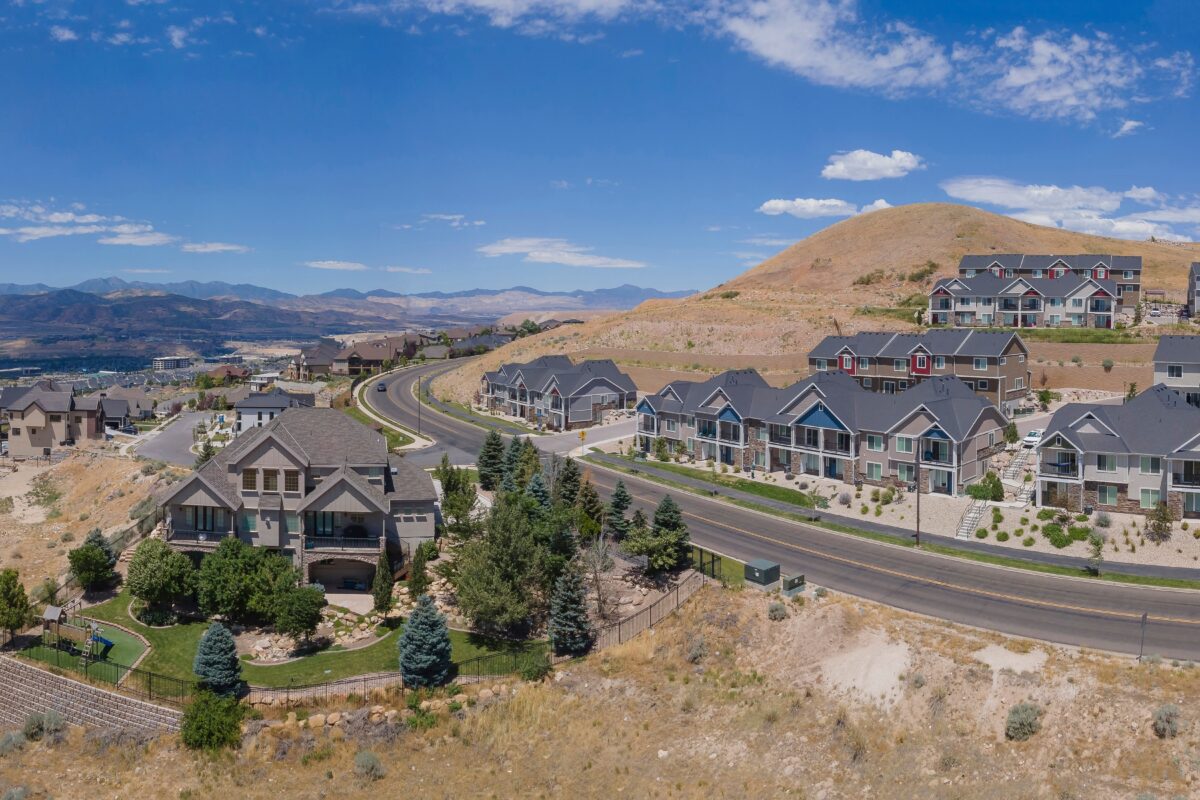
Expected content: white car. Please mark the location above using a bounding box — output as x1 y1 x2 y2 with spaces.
1150 308 1162 317
1022 429 1043 448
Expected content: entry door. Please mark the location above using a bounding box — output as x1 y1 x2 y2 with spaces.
882 381 896 394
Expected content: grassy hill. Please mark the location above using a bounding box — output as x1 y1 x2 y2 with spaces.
432 203 1200 403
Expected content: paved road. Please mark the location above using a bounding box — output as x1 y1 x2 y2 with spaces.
133 411 205 466
373 361 1200 660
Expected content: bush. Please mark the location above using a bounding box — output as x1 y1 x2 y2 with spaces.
837 492 851 507
1042 524 1071 549
180 690 244 751
1068 525 1091 542
417 540 439 562
910 673 926 689
996 531 1010 542
975 529 988 539
1102 358 1114 372
968 472 1005 502
1022 536 1035 547
519 657 552 682
767 601 788 621
22 713 46 742
814 587 828 599
1037 508 1057 521
354 750 386 781
0 731 24 756
1005 702 1042 741
1152 704 1180 739
685 636 706 664
1095 512 1111 529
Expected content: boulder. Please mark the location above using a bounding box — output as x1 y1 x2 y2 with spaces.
308 713 326 728
326 712 341 726
478 688 494 702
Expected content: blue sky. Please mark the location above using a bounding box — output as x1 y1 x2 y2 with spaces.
0 0 1197 295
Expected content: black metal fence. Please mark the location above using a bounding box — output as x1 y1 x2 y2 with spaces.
590 571 705 651
691 545 725 581
19 642 195 707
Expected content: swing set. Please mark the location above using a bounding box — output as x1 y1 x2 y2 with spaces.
41 605 115 665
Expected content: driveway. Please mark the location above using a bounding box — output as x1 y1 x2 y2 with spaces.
134 411 205 466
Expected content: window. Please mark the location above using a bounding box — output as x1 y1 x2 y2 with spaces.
348 513 366 525
999 357 1007 365
306 511 335 535
857 357 869 371
1140 456 1162 475
1018 355 1025 363
1097 484 1118 506
9 427 19 435
814 358 827 371
973 358 987 371
986 432 995 447
897 463 915 483
841 355 853 370
933 356 945 369
916 355 927 370
862 378 873 389
894 359 906 372
1071 298 1084 308
1140 488 1161 510
866 462 883 481
185 506 224 532
1096 454 1116 472
50 414 61 422
898 380 908 390
242 469 257 491
665 419 678 433
1123 270 1134 280
1014 377 1025 390
1032 269 1043 278
753 450 765 467
963 380 975 390
241 512 258 533
756 426 767 441
867 434 884 451
1168 364 1183 378
262 470 278 493
976 379 989 390
895 436 913 454
284 470 300 493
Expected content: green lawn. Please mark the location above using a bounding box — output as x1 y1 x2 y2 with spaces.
20 622 147 683
343 405 415 450
84 591 206 680
960 327 1142 344
614 456 815 509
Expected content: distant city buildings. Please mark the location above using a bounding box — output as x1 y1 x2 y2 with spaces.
152 356 192 370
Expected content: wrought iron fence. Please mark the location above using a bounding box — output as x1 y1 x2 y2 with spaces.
690 545 725 581
19 641 195 707
589 571 705 651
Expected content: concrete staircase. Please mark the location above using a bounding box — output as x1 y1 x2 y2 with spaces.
956 499 988 540
0 655 181 733
1002 447 1031 481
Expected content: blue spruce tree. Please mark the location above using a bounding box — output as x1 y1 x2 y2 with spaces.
548 567 594 657
193 622 242 695
526 472 552 511
398 595 453 688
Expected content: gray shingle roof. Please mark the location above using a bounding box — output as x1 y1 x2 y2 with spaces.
1153 335 1200 365
493 357 635 397
932 273 1118 298
958 254 1141 273
811 330 1024 361
1040 385 1200 456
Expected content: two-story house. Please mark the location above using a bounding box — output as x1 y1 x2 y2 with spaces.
479 356 637 430
636 369 1006 497
957 254 1141 310
0 381 119 457
332 334 435 376
929 273 1118 329
157 408 437 589
1152 335 1200 408
234 389 313 433
286 339 341 381
808 330 1031 415
1035 385 1200 519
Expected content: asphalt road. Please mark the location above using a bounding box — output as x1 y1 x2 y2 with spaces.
374 362 1200 660
133 411 206 466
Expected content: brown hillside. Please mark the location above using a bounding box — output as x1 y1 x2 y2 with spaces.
432 203 1200 404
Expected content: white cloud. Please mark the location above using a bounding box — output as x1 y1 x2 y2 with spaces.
1124 186 1165 206
337 0 633 30
181 241 251 253
304 260 370 271
756 198 859 218
421 213 486 228
859 198 892 213
550 179 571 189
477 237 645 268
50 26 78 42
821 149 923 181
739 235 794 247
4 225 107 242
384 266 433 274
939 176 1122 213
98 227 179 246
619 48 642 58
1113 119 1145 138
166 25 189 48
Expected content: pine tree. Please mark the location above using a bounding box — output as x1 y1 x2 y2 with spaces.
408 543 430 598
554 457 581 507
503 436 524 486
193 622 242 695
477 430 506 491
194 438 217 468
84 528 117 569
518 439 542 486
631 508 648 531
548 566 594 657
625 495 690 574
371 552 394 612
576 478 605 538
0 568 31 644
526 472 551 511
500 468 517 493
398 594 453 688
606 480 632 540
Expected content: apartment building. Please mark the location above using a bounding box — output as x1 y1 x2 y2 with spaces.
1188 263 1200 319
0 381 127 457
480 356 637 431
157 407 437 588
636 369 1006 496
929 273 1119 329
152 356 192 370
1152 336 1200 408
808 330 1031 415
957 254 1141 310
1035 385 1200 518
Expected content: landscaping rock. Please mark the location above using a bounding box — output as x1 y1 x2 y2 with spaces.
308 713 326 728
326 712 341 726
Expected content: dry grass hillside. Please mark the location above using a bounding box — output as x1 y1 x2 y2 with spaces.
433 204 1200 403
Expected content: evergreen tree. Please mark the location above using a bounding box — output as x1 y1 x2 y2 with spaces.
526 472 552 512
503 436 524 487
533 503 577 597
499 467 517 494
68 543 115 592
408 543 430 599
193 622 242 695
83 528 117 569
477 430 506 491
371 552 394 612
576 478 605 538
127 538 194 612
194 438 217 468
398 594 453 688
0 568 31 644
274 586 326 645
453 496 541 632
631 508 648 531
548 566 594 657
518 438 542 486
624 495 690 574
554 456 581 507
606 480 632 540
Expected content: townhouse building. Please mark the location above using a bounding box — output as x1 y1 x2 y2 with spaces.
957 254 1141 310
1152 335 1200 408
480 356 637 431
636 369 1006 497
929 273 1119 329
157 407 437 589
1035 385 1200 519
808 330 1031 415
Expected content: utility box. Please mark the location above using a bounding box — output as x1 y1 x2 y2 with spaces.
781 574 806 598
744 559 780 589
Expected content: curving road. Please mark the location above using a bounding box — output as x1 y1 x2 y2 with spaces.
371 361 1200 660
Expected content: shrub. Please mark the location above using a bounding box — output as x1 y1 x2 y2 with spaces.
1102 358 1114 372
22 714 46 742
975 529 988 539
519 657 552 682
767 601 788 621
991 507 1004 525
1095 512 1111 529
1068 525 1091 542
814 587 828 599
996 531 1010 542
860 505 869 515
968 473 1005 502
1042 524 1071 549
870 488 880 502
1037 508 1057 521
1005 702 1042 741
417 539 439 562
0 731 24 756
354 750 386 781
910 673 926 689
838 492 851 507
2 787 29 800
180 690 244 751
1022 536 1035 547
685 636 706 664
1152 704 1180 739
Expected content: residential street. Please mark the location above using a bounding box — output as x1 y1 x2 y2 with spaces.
133 411 205 466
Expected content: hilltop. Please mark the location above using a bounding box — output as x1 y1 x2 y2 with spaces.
431 203 1200 403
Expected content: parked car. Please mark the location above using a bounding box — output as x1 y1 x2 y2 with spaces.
1022 429 1043 448
376 382 387 392
119 425 138 435
1150 307 1162 317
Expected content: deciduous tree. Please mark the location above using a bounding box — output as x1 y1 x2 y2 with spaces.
274 585 326 645
68 543 115 592
0 568 31 644
126 538 193 612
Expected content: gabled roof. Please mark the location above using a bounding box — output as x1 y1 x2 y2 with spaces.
1153 335 1200 366
235 389 307 411
492 357 635 397
298 465 391 513
1039 384 1200 456
958 254 1142 274
811 330 1025 361
931 273 1118 299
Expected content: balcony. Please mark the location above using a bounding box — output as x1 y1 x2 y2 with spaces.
823 432 852 455
637 416 658 435
1089 301 1113 313
920 441 953 465
717 422 743 444
166 526 233 544
932 300 951 311
304 535 381 552
1171 471 1200 488
1039 460 1080 478
696 422 718 440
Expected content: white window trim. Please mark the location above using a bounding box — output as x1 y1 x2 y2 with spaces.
867 435 884 452
893 359 906 372
973 358 987 371
1140 456 1162 476
1140 488 1161 509
895 436 913 454
866 462 883 481
1096 454 1117 473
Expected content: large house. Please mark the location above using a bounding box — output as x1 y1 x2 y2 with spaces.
1035 385 1200 519
234 389 313 433
957 254 1141 310
1188 263 1200 319
286 339 341 381
480 356 637 430
0 381 128 457
929 273 1118 329
636 369 1007 496
1152 336 1200 408
332 334 434 376
157 408 437 589
808 330 1030 416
